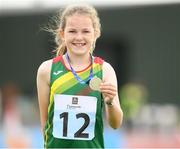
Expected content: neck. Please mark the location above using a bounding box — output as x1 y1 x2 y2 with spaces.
66 52 91 66
64 52 93 84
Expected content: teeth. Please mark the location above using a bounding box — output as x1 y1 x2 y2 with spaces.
73 43 85 46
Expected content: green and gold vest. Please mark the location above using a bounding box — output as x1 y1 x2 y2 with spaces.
44 55 105 148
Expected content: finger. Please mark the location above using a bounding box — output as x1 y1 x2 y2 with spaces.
103 94 115 101
101 89 116 96
100 82 112 86
100 83 116 89
100 86 117 92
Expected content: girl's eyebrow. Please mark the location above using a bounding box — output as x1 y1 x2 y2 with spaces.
66 27 92 30
83 28 91 30
66 28 76 30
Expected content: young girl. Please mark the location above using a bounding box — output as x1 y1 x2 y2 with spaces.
37 4 123 148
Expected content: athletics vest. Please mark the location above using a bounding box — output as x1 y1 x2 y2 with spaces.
44 55 104 148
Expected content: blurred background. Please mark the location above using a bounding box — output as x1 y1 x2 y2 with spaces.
0 0 180 148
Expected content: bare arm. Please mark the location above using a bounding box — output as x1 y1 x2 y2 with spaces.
36 59 52 133
100 62 123 129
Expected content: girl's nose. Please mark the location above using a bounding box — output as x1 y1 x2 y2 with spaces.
75 32 83 40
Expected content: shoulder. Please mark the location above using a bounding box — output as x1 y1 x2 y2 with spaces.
37 59 53 77
93 56 116 75
102 61 115 72
38 59 53 72
102 61 117 85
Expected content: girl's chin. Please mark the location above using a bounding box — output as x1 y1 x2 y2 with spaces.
69 48 89 55
71 47 86 51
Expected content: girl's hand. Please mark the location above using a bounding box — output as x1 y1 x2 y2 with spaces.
99 82 117 103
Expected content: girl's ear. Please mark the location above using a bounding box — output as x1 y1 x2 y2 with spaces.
94 30 100 40
59 30 65 40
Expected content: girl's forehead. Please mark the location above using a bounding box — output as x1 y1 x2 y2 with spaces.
65 14 93 28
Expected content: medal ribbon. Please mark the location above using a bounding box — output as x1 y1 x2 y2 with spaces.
65 53 93 84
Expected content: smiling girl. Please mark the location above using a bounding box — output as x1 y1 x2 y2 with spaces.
37 4 123 148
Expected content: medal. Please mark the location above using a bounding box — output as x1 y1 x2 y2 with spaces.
89 76 102 91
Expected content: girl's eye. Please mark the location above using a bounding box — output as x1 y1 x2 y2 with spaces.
69 30 76 33
83 30 90 33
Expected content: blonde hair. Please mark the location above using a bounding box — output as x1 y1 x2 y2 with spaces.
47 4 101 56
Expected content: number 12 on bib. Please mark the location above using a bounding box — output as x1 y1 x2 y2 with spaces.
52 94 97 140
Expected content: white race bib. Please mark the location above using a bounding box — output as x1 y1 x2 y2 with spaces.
53 94 97 140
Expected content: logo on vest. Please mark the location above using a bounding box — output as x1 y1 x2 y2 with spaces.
53 70 63 75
